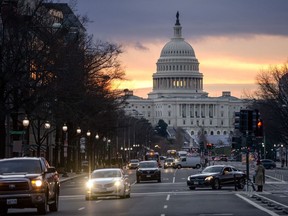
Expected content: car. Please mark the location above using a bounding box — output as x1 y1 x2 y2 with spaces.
136 160 161 183
0 157 60 215
128 159 140 169
187 165 246 190
164 158 174 169
260 159 276 169
85 168 131 200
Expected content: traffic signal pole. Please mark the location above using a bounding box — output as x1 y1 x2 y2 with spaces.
245 131 250 188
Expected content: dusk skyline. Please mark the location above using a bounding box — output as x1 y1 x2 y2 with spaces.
62 0 288 98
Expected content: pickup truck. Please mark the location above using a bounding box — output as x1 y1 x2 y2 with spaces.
0 157 60 215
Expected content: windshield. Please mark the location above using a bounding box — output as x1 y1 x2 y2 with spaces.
91 170 121 178
165 159 174 162
139 161 158 168
202 166 223 173
130 160 139 163
0 160 42 174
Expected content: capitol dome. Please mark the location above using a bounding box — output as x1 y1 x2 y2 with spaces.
148 12 207 99
160 38 195 57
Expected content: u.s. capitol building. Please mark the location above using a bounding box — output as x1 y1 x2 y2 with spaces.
123 13 248 147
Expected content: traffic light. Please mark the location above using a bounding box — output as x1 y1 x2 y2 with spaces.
255 119 263 137
234 109 253 133
206 143 214 149
234 112 241 131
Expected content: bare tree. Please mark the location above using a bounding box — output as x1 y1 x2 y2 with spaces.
252 62 288 150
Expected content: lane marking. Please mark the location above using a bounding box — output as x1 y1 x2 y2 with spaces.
78 207 85 211
172 177 175 183
236 194 280 216
166 194 170 201
163 205 168 209
256 193 288 208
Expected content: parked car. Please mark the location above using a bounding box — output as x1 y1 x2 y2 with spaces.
0 157 60 215
136 160 161 183
187 165 246 190
260 159 276 169
164 158 174 169
85 168 131 200
128 159 140 169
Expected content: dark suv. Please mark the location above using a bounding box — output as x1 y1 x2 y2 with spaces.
136 160 161 183
0 157 60 215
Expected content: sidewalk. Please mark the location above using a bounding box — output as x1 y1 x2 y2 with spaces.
59 172 87 183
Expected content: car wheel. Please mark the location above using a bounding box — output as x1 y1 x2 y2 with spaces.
189 186 196 190
212 179 221 190
158 177 161 183
49 188 59 212
136 176 140 183
196 164 201 169
177 164 182 169
37 195 47 215
237 178 245 190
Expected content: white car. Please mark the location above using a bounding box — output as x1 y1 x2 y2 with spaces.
85 168 131 200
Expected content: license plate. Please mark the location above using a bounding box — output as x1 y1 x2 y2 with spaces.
193 181 199 185
7 199 17 205
146 175 151 178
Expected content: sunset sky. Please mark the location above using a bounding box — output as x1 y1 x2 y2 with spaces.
62 0 288 98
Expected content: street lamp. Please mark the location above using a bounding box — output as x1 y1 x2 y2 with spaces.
76 127 81 173
62 124 68 177
86 130 92 173
44 121 51 161
22 117 30 156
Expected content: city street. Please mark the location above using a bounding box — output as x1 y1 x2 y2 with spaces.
6 162 288 216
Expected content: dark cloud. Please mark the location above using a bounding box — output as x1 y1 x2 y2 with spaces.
63 0 288 41
133 42 149 51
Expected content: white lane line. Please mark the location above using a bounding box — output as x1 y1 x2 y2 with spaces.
172 176 175 183
163 205 168 209
160 214 165 216
78 207 85 211
166 194 170 201
236 194 280 216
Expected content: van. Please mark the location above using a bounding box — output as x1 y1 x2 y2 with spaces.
174 156 201 169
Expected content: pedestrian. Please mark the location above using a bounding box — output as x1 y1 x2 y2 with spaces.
255 160 265 192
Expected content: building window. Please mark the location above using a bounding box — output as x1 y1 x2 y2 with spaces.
210 131 214 135
183 120 186 125
217 131 220 135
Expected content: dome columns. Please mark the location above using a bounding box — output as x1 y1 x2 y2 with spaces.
153 77 203 90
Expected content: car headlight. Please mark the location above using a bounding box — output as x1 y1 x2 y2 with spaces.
114 180 121 187
86 180 93 189
187 176 191 181
205 176 214 181
31 178 43 188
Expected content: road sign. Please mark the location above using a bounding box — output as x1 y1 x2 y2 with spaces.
10 130 25 135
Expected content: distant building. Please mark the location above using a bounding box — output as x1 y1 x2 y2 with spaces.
123 12 249 147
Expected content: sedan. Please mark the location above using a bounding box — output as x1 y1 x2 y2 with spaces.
128 159 140 169
136 160 161 183
187 165 246 190
260 159 276 169
85 168 131 200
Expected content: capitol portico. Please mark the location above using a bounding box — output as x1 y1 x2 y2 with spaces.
123 12 248 147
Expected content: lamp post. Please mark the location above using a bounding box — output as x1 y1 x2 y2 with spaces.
62 124 68 177
95 134 99 168
86 130 91 174
22 117 30 156
44 121 51 161
76 127 81 173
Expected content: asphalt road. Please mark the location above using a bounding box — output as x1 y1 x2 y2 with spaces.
6 162 288 216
